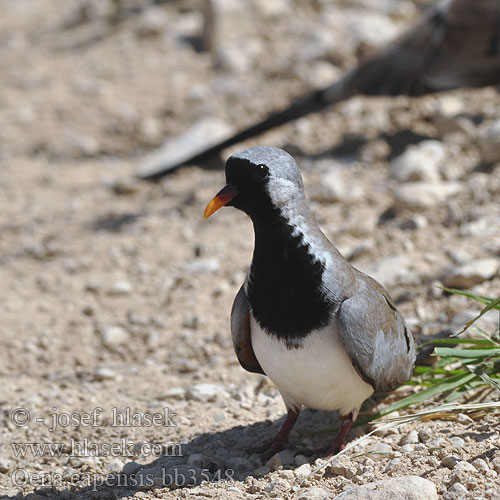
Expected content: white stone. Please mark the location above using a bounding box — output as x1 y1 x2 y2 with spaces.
310 170 365 204
93 367 116 381
444 483 468 500
366 442 393 460
454 460 476 473
418 428 432 442
294 463 312 477
333 476 438 500
185 258 220 273
457 413 474 424
400 430 419 445
136 7 168 38
490 457 500 473
437 96 465 117
254 0 290 17
391 141 445 183
472 458 490 472
384 458 401 473
102 326 129 347
108 281 132 295
360 254 420 289
449 436 466 449
294 487 330 500
186 383 223 402
444 258 499 288
394 182 461 209
428 437 446 448
157 388 185 400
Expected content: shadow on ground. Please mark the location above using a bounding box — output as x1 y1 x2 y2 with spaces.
9 409 363 499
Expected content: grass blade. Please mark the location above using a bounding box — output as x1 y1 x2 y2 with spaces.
434 347 500 359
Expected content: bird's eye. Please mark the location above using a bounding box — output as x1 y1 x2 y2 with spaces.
252 164 269 181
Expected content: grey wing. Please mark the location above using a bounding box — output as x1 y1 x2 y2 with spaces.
230 285 265 375
344 0 500 96
337 278 416 393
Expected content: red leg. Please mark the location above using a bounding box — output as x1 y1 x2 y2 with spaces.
328 412 354 454
306 412 355 457
250 408 300 460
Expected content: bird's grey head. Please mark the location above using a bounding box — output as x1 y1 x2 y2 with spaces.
204 146 307 221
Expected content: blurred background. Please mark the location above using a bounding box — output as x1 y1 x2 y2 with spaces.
0 0 499 497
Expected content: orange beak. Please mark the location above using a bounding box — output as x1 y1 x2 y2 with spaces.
204 184 239 219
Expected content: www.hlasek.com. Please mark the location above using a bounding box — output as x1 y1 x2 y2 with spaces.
11 439 183 459
9 467 236 491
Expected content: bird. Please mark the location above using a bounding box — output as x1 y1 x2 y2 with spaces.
203 146 416 458
141 0 500 180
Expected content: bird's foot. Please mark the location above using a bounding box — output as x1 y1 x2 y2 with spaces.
248 408 300 461
304 413 354 458
249 438 287 462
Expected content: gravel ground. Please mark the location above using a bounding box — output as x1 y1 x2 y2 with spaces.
0 1 499 499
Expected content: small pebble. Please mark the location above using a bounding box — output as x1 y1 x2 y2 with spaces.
331 463 356 479
62 466 78 480
108 280 132 295
491 457 500 473
471 458 489 473
428 437 447 448
333 476 438 500
93 366 116 381
157 388 186 400
294 463 312 477
394 182 461 209
454 461 476 473
444 258 499 289
400 444 415 453
102 326 129 347
295 454 309 466
400 430 419 445
266 453 282 471
294 487 330 500
443 482 468 500
366 442 393 460
186 383 223 402
279 449 295 465
449 436 466 449
418 428 433 442
185 258 220 273
441 456 460 469
254 465 271 476
85 279 103 292
122 461 141 476
457 413 473 424
384 458 401 473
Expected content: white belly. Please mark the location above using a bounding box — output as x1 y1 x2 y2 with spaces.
250 315 373 417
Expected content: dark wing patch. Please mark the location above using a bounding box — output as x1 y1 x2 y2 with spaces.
230 285 265 375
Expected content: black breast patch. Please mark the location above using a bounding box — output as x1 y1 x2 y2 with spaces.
247 213 334 348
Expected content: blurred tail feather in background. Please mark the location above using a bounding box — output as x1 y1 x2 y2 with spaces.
138 0 500 180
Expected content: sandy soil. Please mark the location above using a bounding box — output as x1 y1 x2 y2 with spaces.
0 1 499 499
